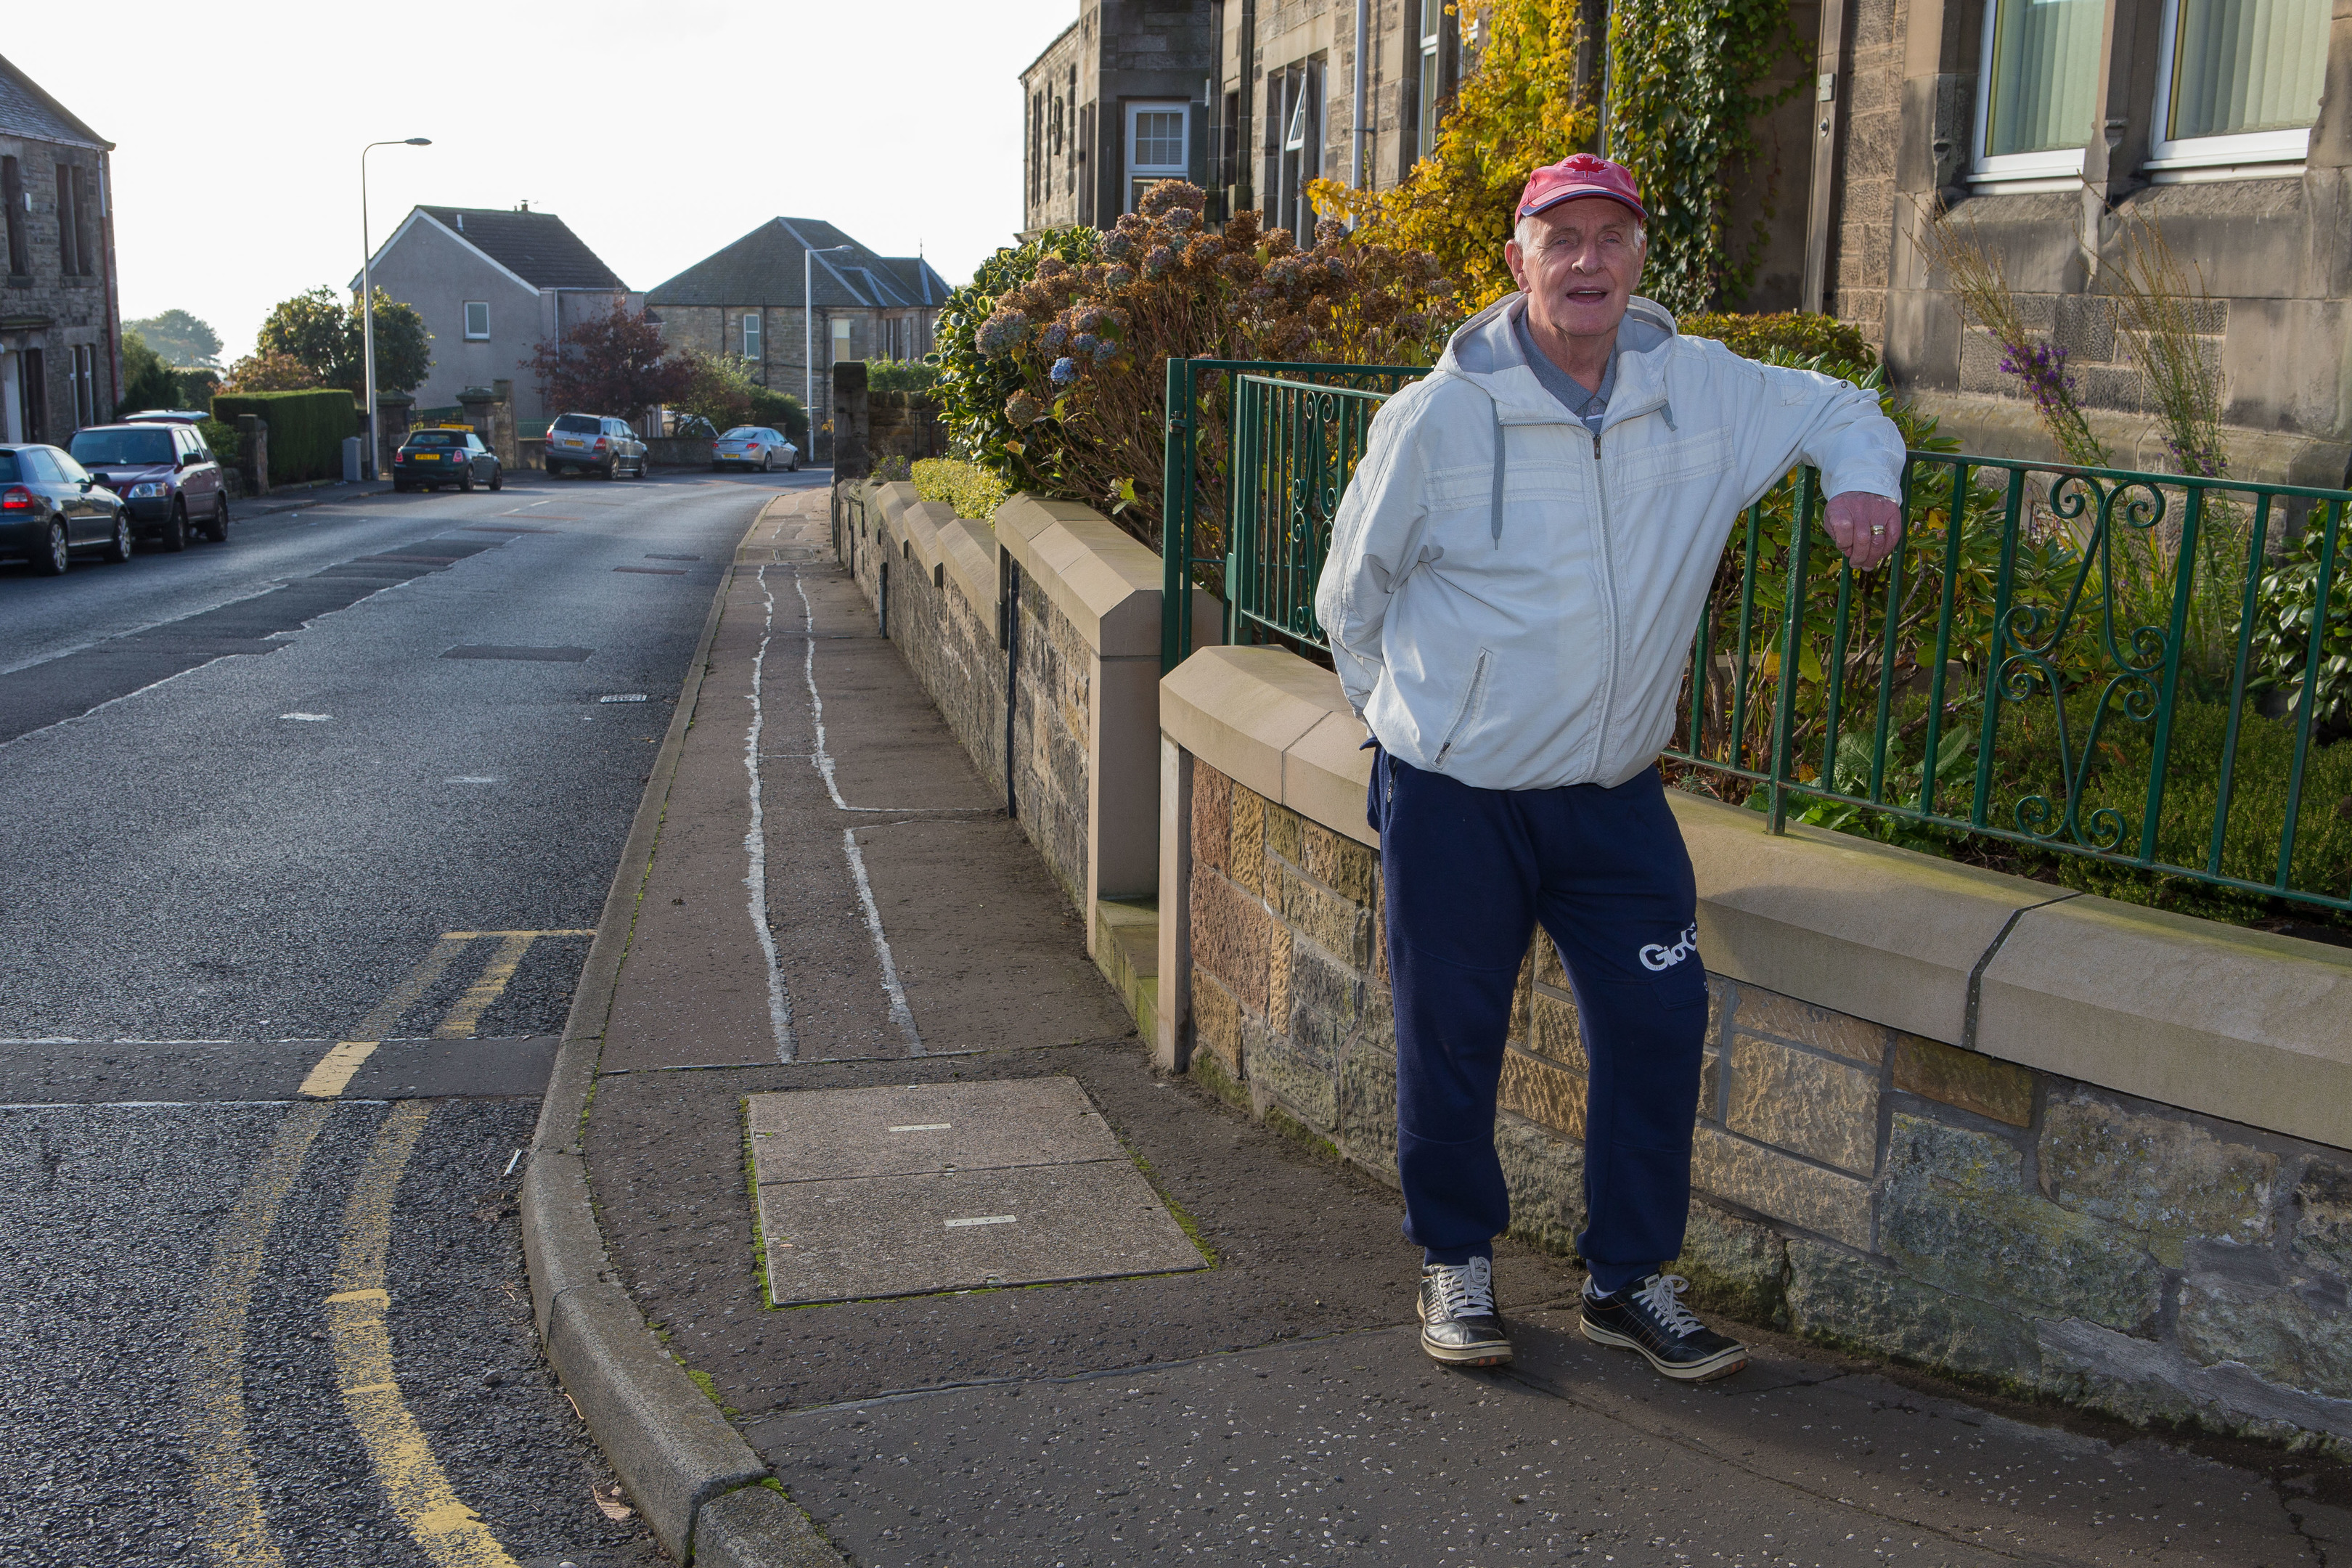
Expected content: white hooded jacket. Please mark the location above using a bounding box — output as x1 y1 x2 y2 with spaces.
1313 292 1905 791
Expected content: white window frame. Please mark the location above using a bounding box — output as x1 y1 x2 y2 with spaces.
1125 100 1191 213
743 310 762 360
832 317 853 363
2144 0 2319 177
1416 0 1444 165
1970 0 2097 187
463 301 490 340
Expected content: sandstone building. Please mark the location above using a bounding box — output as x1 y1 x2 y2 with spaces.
0 53 119 444
1020 0 2352 485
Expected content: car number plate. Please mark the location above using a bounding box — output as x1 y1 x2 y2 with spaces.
416 453 440 461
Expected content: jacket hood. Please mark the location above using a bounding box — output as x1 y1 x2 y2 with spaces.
1436 292 1679 425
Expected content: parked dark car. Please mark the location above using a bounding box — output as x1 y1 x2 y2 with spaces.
0 444 134 576
68 422 228 551
391 426 502 492
119 409 209 425
544 413 647 480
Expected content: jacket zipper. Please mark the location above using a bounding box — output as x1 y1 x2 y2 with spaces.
1589 426 1621 774
1433 648 1492 767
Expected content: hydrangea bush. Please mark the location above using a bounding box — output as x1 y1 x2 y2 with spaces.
970 180 1458 549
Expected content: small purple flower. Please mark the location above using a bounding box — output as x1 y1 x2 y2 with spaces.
1050 356 1078 385
1998 338 2075 421
1071 332 1102 358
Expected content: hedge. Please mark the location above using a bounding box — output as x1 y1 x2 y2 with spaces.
911 457 1009 520
210 388 359 482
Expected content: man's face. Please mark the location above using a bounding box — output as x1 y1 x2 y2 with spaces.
1505 197 1646 341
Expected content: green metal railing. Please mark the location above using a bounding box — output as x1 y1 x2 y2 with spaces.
1160 357 2352 914
1159 357 1426 670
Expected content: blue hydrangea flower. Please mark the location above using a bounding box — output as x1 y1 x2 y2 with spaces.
1050 356 1078 385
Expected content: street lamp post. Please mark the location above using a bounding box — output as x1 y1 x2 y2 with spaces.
804 243 852 465
360 136 431 480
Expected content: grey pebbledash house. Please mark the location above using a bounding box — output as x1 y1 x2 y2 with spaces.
1021 0 2352 488
645 218 949 460
0 52 119 444
353 204 637 426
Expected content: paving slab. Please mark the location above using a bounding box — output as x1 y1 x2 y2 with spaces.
747 1077 1122 1181
757 1154 1205 1304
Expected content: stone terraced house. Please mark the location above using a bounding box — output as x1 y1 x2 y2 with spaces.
0 52 119 444
1022 0 2352 485
646 219 948 462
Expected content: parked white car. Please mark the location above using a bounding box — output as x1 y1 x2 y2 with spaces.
712 427 798 473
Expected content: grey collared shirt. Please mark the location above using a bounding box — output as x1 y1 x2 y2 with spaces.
1515 313 1614 437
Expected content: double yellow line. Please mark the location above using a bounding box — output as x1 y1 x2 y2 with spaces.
189 928 592 1567
296 930 591 1099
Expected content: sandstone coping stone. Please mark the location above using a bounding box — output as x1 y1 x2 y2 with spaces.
1670 791 2062 1047
1161 645 1355 804
936 517 997 624
996 494 1163 658
1977 893 2352 1151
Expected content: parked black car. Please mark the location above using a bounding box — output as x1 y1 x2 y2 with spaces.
544 413 647 479
391 426 503 492
0 444 134 575
68 422 229 551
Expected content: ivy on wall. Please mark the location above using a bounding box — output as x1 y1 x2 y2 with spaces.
1606 0 1805 314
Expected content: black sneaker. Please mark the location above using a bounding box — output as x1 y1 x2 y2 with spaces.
1579 1273 1747 1381
1418 1256 1512 1367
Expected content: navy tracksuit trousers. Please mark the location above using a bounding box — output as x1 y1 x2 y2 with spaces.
1371 749 1707 1296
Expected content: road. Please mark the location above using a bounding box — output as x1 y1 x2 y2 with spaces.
0 467 816 1567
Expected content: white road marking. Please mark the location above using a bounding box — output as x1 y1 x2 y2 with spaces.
843 827 923 1055
888 1123 952 1132
280 712 332 722
791 570 989 815
944 1215 1016 1228
444 776 499 784
745 565 799 1063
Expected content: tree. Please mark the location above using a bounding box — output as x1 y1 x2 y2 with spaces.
125 309 223 369
1312 0 1596 312
525 303 690 421
668 348 757 434
219 351 322 392
253 285 433 395
117 330 181 415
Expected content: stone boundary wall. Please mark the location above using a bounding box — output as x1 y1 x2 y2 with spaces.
836 481 1204 950
1160 642 2352 1452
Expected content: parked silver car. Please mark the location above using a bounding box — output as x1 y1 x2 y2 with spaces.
712 427 798 473
545 413 648 480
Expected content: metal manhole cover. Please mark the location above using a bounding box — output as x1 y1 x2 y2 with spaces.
440 645 595 662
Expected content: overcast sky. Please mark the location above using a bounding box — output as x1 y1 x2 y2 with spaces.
7 0 1073 363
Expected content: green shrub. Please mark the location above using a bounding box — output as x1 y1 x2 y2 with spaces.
933 226 1103 494
210 388 359 482
911 458 1010 521
198 417 240 467
865 359 939 393
1680 311 1877 378
2249 523 2352 733
746 384 808 447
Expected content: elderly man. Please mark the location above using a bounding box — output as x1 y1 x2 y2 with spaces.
1315 153 1904 1378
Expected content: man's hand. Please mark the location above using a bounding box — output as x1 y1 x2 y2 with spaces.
1825 491 1903 572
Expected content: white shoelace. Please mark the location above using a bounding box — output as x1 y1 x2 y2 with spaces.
1635 1273 1705 1338
1426 1256 1498 1320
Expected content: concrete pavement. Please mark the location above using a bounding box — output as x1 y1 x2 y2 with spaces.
553 488 2352 1567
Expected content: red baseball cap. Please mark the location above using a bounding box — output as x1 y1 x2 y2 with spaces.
1516 153 1646 224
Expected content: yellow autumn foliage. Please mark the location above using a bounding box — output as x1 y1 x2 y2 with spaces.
1310 0 1596 311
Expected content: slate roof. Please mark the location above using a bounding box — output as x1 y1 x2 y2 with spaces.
0 54 109 150
646 219 951 311
417 207 627 290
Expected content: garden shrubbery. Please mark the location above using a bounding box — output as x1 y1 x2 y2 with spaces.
910 459 1009 521
963 180 1455 548
210 388 358 482
1678 311 1876 377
